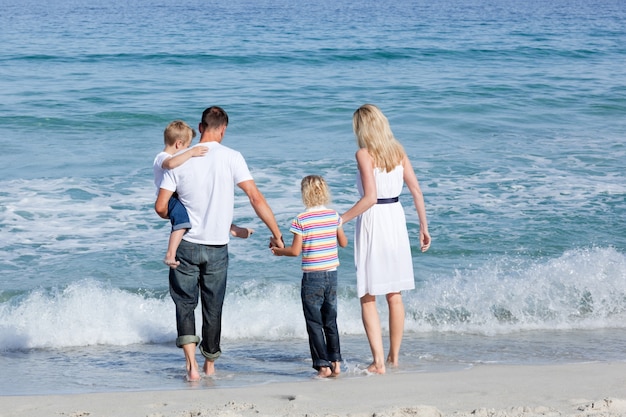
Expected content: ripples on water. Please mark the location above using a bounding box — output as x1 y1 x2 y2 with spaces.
1 0 625 395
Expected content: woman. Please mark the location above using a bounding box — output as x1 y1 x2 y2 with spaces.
342 104 431 374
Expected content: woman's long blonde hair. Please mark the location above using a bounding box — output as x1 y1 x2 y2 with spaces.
353 104 405 172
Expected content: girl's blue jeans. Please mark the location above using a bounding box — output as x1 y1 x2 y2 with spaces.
301 270 342 370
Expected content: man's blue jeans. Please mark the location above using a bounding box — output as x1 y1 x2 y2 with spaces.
169 239 228 361
301 270 342 370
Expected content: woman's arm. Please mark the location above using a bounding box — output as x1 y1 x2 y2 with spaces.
341 148 378 224
402 156 431 252
336 225 348 248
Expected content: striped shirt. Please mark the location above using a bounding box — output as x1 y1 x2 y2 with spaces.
290 206 341 272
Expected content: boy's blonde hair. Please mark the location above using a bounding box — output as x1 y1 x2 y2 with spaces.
164 120 196 146
353 104 406 172
301 175 331 208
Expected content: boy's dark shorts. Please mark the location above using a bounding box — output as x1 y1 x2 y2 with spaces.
168 195 191 231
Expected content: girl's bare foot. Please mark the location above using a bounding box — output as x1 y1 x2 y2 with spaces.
367 362 386 374
163 258 180 269
331 361 341 377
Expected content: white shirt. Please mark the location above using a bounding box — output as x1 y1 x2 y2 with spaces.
152 151 171 196
160 142 253 245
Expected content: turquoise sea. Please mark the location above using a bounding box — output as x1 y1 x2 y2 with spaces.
1 0 625 395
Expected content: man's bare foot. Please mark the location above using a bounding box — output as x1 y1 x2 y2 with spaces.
204 359 215 376
331 361 341 377
163 258 180 269
230 225 254 239
316 366 332 378
187 361 200 382
367 362 386 374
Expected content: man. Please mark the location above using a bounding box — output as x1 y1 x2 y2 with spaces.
155 106 284 381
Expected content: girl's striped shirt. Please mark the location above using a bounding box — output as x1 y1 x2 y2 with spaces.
290 206 341 272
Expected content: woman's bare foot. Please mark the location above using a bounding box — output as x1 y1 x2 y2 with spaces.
163 258 180 269
230 225 254 239
316 366 333 378
386 355 399 368
331 361 341 377
204 359 215 376
367 362 386 374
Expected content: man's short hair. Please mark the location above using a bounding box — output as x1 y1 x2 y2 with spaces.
201 106 229 130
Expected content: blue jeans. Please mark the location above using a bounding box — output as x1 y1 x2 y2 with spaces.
169 239 228 360
168 194 191 231
301 270 342 370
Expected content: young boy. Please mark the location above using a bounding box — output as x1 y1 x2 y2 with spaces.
154 120 252 268
271 175 347 378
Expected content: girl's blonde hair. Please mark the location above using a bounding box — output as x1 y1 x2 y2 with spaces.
301 175 331 208
352 104 406 172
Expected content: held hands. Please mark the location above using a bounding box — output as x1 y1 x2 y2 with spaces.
420 230 431 252
269 235 285 255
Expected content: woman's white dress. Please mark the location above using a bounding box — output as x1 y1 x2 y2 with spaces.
355 165 415 298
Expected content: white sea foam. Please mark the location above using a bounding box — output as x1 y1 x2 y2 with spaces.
0 164 625 352
1 247 624 351
0 280 173 350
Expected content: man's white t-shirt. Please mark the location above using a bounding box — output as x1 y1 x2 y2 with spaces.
160 142 253 245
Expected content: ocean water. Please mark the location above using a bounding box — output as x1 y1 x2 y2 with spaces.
1 0 626 395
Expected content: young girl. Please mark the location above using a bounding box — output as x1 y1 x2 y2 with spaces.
271 175 348 378
341 104 431 375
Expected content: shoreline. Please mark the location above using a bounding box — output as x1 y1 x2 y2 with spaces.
2 362 625 417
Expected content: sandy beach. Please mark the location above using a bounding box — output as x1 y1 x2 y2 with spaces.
2 362 625 417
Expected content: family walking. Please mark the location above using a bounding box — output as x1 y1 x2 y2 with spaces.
154 104 431 381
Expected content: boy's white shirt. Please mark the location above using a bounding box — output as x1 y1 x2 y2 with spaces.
152 151 172 196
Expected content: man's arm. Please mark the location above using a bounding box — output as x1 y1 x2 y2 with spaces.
238 179 283 247
155 187 174 219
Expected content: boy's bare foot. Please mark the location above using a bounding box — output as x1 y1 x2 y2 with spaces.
316 366 333 378
331 361 341 377
230 225 254 239
163 258 180 269
367 362 386 374
204 359 215 376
